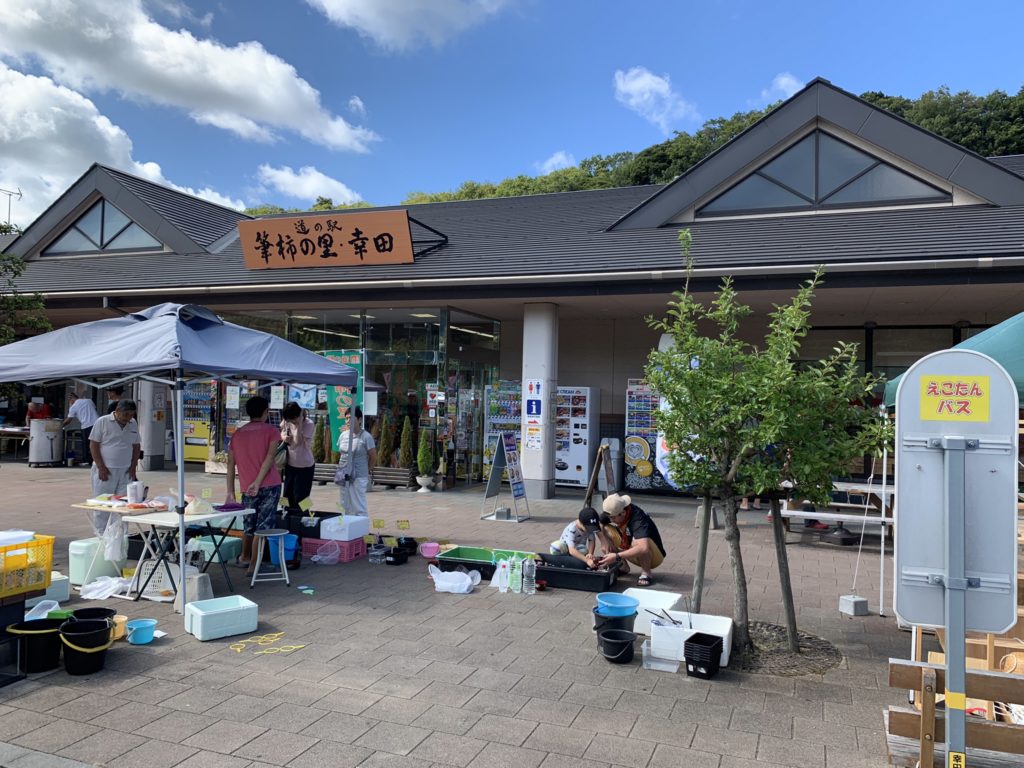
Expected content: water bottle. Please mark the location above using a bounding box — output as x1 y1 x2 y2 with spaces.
510 558 522 594
522 558 536 595
496 560 509 593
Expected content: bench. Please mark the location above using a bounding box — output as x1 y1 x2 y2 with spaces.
779 500 893 530
371 467 416 490
885 658 1024 767
313 463 336 485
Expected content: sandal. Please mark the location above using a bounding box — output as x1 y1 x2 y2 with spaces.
637 574 653 587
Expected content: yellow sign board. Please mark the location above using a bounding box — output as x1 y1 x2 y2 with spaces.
396 519 410 530
919 375 990 422
948 751 965 768
239 211 414 270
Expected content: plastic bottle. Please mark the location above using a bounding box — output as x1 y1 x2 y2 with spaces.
496 560 509 593
510 557 522 594
522 558 536 595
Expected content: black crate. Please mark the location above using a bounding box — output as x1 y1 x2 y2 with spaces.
536 563 617 593
684 632 723 680
285 511 340 539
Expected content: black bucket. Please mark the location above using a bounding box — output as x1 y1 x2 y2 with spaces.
592 608 637 637
59 619 113 676
598 629 636 664
71 607 117 623
6 619 63 673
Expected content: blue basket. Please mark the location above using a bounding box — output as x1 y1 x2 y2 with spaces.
268 533 299 565
595 592 640 617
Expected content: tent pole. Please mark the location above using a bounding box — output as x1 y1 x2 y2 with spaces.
174 369 187 615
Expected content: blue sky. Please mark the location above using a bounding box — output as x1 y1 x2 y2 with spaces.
1 0 1022 228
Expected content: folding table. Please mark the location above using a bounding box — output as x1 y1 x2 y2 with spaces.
121 508 254 600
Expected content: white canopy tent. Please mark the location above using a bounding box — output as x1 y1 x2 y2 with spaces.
0 303 358 612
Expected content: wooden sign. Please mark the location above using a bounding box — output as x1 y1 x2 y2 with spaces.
239 211 414 270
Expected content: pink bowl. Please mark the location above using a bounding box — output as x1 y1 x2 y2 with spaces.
419 542 440 558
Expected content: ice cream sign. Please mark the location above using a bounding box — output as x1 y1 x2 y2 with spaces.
919 375 990 422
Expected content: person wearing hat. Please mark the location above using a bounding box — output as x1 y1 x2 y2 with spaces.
546 507 607 569
598 493 666 586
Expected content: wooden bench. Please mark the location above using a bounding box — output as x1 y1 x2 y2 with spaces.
371 467 416 490
885 658 1024 767
313 463 336 485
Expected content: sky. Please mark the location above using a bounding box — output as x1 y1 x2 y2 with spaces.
1 0 1023 229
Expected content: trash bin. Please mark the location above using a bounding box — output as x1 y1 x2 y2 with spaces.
598 438 623 494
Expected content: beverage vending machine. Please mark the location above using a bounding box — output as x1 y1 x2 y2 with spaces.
483 380 521 477
554 386 600 487
623 379 681 493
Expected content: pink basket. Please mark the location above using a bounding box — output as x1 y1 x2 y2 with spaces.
301 537 366 563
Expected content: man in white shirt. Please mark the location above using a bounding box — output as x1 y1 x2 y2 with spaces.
89 399 141 535
63 392 98 466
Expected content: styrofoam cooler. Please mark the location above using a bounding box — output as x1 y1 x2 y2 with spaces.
622 588 682 636
319 515 369 541
68 538 123 586
184 595 258 641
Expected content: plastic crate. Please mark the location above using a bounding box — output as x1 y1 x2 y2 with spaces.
684 632 723 680
193 535 242 563
184 595 258 641
536 562 616 592
301 537 366 562
0 535 53 598
436 547 537 579
641 639 680 673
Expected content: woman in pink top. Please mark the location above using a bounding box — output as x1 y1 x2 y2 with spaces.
280 401 316 510
225 396 281 572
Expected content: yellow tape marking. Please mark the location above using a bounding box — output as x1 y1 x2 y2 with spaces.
944 691 966 710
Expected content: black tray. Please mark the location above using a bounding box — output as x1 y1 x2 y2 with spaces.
536 563 617 592
284 511 340 539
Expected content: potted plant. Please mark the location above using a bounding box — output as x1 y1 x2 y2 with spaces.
398 416 414 471
416 428 434 492
377 412 394 469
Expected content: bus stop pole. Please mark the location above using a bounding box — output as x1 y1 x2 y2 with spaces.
941 436 968 762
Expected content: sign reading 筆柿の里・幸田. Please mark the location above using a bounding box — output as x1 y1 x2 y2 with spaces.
238 211 414 269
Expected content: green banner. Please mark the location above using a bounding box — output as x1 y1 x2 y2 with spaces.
321 349 363 449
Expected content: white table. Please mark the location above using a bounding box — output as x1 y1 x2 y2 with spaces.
121 508 254 600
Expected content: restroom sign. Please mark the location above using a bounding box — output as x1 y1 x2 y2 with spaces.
919 375 989 422
524 379 544 426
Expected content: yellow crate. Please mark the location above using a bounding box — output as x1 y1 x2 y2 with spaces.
0 534 54 598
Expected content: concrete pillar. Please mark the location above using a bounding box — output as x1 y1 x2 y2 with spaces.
137 380 167 471
521 303 558 499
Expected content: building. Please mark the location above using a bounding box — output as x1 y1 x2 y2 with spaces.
7 78 1024 497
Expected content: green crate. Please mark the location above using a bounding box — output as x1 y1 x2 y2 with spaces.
436 546 537 579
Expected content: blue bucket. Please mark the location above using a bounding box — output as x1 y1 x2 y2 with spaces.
595 592 640 617
125 618 157 645
268 533 299 565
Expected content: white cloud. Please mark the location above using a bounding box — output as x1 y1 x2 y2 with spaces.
613 66 699 134
0 0 377 152
257 164 362 206
348 95 367 116
0 63 241 228
538 150 576 174
754 72 804 106
306 0 512 50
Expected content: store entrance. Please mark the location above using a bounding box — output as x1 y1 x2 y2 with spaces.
446 310 500 484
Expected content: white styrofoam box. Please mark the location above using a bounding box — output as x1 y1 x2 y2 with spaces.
650 619 688 661
184 595 258 641
664 610 734 668
25 572 70 607
622 588 682 636
319 514 370 541
68 538 123 586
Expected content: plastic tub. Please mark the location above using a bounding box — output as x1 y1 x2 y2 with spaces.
59 619 113 675
126 619 158 645
72 607 117 623
596 593 640 617
6 619 63 673
642 639 680 673
385 547 409 565
591 608 637 636
419 542 440 558
268 533 299 566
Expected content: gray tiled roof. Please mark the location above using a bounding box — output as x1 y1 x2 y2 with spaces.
990 155 1024 176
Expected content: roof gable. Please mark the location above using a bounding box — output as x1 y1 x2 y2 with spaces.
8 164 250 259
610 78 1024 230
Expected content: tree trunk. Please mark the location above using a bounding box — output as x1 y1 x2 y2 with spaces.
769 496 800 653
691 494 713 614
722 494 752 652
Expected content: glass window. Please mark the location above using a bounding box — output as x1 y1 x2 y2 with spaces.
700 173 811 214
817 133 875 197
873 327 953 382
42 198 162 255
759 133 815 199
292 310 361 353
824 164 947 205
105 223 161 251
76 202 103 246
103 202 131 240
43 228 96 254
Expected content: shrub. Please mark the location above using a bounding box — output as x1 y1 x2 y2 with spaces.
399 416 414 469
417 427 434 476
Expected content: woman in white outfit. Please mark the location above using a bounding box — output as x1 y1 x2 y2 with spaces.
336 406 377 516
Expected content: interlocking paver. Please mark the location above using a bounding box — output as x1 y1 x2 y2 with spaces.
355 722 432 755
409 731 487 767
466 713 538 746
411 704 483 735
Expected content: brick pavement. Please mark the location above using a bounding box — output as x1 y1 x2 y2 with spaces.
0 462 922 767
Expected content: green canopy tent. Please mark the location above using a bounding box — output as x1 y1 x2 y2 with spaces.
883 310 1024 406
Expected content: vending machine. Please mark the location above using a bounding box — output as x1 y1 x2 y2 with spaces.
554 386 600 487
624 378 681 493
182 380 216 463
483 380 520 476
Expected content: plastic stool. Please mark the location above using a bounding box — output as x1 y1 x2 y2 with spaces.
250 528 290 587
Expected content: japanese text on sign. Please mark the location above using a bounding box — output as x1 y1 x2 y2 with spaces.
919 375 990 422
239 211 414 270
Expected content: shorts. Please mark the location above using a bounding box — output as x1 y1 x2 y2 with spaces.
242 485 281 535
605 527 664 570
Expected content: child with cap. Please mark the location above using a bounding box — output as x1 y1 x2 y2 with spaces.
547 507 607 570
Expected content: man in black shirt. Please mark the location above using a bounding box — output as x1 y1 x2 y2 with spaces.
597 493 666 587
105 386 124 415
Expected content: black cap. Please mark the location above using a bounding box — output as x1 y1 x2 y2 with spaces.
578 507 601 532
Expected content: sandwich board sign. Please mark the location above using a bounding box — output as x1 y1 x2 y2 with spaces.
894 348 1018 764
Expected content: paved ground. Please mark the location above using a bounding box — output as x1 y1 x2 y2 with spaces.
0 461 919 767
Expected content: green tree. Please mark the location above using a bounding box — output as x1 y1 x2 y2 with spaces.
417 427 434 476
647 231 885 653
312 415 326 464
398 415 414 470
0 251 50 348
376 412 395 468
